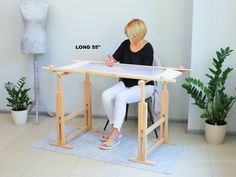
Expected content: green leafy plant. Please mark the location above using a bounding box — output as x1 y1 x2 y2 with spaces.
4 77 32 111
182 47 236 125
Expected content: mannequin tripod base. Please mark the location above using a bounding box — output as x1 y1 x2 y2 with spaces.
29 55 54 124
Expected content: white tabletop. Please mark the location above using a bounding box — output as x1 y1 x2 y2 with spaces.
44 61 182 82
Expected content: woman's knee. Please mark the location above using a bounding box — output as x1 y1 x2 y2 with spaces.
115 92 127 104
101 90 108 100
102 89 112 103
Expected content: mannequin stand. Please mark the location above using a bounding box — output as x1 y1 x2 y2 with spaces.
29 54 54 124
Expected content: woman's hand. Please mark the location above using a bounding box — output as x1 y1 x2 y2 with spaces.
105 56 116 67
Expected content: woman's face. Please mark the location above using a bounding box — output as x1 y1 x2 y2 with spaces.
128 37 139 44
129 37 141 46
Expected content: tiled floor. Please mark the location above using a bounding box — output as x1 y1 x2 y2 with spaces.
0 113 236 177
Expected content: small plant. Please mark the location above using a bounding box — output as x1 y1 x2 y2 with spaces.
5 77 32 111
182 47 236 125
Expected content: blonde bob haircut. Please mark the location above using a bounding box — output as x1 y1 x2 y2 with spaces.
124 19 147 41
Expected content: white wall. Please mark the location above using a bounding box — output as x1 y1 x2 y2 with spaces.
188 0 236 132
0 0 192 119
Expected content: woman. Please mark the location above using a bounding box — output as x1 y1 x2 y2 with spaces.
100 19 154 150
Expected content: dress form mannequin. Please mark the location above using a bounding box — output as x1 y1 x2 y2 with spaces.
20 0 54 124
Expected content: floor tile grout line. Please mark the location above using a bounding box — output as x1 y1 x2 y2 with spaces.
115 166 122 177
66 155 81 177
2 120 35 151
19 149 45 177
206 143 214 177
0 169 25 177
20 150 77 177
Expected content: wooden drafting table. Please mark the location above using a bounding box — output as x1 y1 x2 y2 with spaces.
42 60 190 165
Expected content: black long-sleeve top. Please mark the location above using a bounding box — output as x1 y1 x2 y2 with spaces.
113 39 154 87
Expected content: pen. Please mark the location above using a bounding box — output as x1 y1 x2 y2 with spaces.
108 54 112 61
108 54 114 63
107 54 113 66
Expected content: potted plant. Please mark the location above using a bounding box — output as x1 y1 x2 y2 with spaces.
4 77 32 125
182 47 236 144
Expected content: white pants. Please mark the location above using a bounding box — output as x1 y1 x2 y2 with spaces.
101 81 154 131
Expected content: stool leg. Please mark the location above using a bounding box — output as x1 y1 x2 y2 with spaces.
147 101 158 138
125 104 129 121
104 120 109 131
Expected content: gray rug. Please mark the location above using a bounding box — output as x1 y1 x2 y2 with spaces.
32 128 188 174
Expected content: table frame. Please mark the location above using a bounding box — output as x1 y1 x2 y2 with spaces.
43 61 189 165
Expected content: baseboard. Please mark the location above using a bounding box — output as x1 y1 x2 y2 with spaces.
187 128 236 135
0 109 55 117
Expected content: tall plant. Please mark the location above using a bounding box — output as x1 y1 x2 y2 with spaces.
5 77 32 111
182 47 236 125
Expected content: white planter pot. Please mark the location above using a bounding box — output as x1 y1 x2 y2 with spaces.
205 122 227 144
11 109 28 125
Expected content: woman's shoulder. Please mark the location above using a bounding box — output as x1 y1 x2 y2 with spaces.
143 42 153 52
120 39 130 45
117 39 130 49
144 41 153 48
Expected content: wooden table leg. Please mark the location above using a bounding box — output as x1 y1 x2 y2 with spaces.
84 74 89 129
84 74 99 132
160 82 165 139
129 80 155 165
162 82 174 145
51 73 72 149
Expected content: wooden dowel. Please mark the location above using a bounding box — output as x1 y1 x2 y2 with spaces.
146 119 165 135
147 138 165 156
65 107 86 122
66 126 88 142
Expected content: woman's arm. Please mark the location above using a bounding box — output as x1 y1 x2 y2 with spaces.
106 40 127 67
